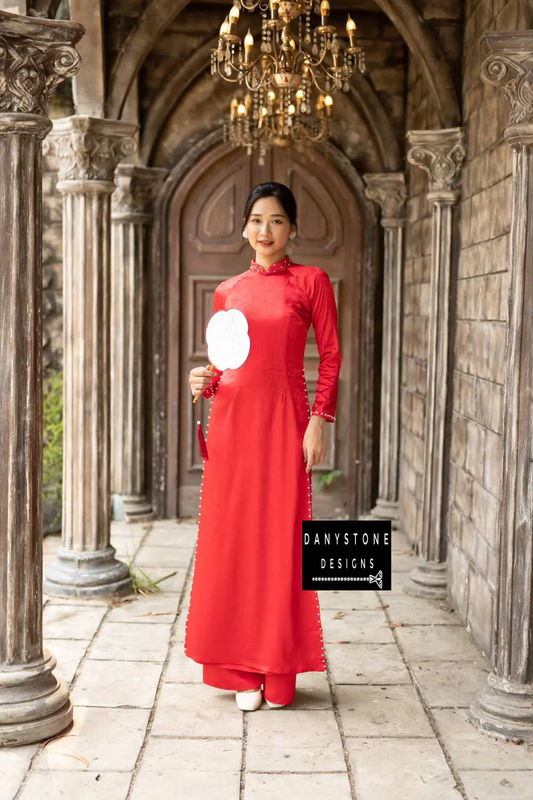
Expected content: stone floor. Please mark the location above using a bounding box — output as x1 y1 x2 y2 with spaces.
2 520 533 800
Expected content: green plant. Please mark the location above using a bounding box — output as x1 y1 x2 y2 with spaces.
43 367 63 528
317 469 344 491
126 560 178 596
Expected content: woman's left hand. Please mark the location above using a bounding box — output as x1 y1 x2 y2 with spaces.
302 416 327 473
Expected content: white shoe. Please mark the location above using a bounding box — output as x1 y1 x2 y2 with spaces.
235 687 263 711
265 698 288 708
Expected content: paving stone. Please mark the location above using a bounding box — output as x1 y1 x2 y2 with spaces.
18 771 132 799
43 533 61 555
165 645 204 683
433 708 533 770
411 660 490 708
131 769 240 799
89 622 171 662
336 684 433 737
142 527 197 548
390 550 419 571
460 770 533 799
105 593 179 624
318 590 383 610
246 709 345 771
43 604 107 640
327 643 411 684
0 744 38 800
321 609 396 644
151 682 243 737
134 546 191 568
138 736 241 771
347 738 461 800
395 623 482 661
380 594 462 626
44 638 90 684
112 539 143 561
71 659 162 708
244 772 352 799
111 522 150 538
32 707 150 772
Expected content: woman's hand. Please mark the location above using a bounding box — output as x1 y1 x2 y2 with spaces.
189 365 215 398
302 415 327 473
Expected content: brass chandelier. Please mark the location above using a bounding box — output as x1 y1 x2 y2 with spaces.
212 0 365 158
223 87 335 162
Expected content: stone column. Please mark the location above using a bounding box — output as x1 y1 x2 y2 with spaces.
403 128 465 598
469 32 533 742
0 11 82 746
362 173 407 529
43 116 138 598
110 164 167 522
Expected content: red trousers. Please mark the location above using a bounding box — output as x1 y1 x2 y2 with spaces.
203 664 296 705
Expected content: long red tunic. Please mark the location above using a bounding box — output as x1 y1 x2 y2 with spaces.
183 254 341 674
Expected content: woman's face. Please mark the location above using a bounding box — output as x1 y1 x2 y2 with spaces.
244 196 295 258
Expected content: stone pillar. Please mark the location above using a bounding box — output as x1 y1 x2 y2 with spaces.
362 173 407 529
0 10 82 746
469 32 533 742
403 128 465 598
43 116 138 598
110 164 167 522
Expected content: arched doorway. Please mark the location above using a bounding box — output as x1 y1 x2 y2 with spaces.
156 137 380 521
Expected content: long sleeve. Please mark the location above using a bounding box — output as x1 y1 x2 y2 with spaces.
309 269 341 422
202 285 225 399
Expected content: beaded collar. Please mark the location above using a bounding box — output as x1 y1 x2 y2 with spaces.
249 255 293 275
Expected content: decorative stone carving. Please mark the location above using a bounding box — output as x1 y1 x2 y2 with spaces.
363 173 407 224
110 165 167 522
362 173 406 528
404 128 465 599
481 32 533 125
0 11 81 116
46 115 137 183
0 10 82 747
470 30 533 743
406 127 465 195
44 116 138 599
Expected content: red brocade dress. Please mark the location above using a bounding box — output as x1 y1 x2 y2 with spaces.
183 254 341 677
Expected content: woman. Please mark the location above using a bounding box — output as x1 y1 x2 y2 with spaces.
185 182 341 711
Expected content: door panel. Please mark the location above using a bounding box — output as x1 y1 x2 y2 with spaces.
167 143 362 520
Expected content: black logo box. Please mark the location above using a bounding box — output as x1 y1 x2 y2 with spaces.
302 519 392 591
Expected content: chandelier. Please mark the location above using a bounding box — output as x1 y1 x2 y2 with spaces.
210 0 366 96
223 87 335 162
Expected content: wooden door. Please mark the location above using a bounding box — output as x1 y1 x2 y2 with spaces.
166 142 362 520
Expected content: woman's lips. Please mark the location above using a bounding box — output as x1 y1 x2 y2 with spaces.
259 240 273 245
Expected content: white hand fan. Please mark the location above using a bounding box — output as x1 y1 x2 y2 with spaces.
206 308 250 370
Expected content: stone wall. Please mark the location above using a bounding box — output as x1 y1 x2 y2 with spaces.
446 0 525 660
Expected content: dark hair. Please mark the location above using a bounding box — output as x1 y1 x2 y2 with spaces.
242 182 297 232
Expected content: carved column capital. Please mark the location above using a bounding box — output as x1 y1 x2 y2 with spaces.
46 116 138 185
0 10 83 119
481 32 533 127
363 173 407 226
112 164 168 222
406 127 466 200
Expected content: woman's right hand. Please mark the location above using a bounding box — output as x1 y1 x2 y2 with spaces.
189 365 215 398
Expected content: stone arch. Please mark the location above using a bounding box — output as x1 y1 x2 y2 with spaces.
149 127 379 517
106 0 459 127
140 38 401 171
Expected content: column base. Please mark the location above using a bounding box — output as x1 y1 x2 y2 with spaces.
113 494 155 524
0 650 72 747
365 498 400 529
43 545 132 598
403 557 448 599
470 671 533 742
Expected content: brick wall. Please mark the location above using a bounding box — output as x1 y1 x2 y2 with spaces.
446 0 525 660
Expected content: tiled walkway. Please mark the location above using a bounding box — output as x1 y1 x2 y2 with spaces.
2 520 533 799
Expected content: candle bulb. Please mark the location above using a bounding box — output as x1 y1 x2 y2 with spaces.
220 15 229 37
270 0 279 20
346 14 356 47
244 29 254 62
230 97 239 120
237 102 247 116
228 3 240 34
324 94 333 117
295 88 304 109
320 0 330 26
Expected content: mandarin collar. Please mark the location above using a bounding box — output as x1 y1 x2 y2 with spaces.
249 255 293 275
